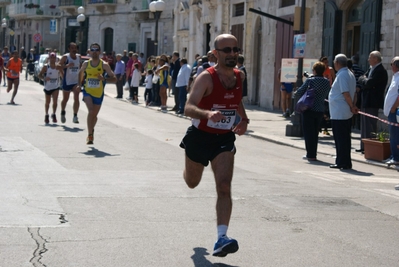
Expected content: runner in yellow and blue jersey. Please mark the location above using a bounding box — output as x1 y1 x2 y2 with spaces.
78 43 115 145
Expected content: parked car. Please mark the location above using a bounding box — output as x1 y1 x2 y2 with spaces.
34 54 63 84
34 54 49 84
80 55 90 64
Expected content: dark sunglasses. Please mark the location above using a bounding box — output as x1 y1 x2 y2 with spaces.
90 48 100 52
215 47 240 54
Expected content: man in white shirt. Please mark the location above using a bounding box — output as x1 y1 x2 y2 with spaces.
175 58 191 114
383 56 399 167
329 54 357 169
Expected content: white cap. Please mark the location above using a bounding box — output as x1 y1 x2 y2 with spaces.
21 46 24 49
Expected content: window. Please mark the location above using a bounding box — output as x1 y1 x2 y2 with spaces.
281 0 295 8
233 3 244 17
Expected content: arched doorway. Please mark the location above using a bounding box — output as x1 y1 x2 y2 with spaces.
103 28 113 54
345 1 362 58
274 15 294 110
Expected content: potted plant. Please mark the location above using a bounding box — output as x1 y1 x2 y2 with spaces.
362 131 391 162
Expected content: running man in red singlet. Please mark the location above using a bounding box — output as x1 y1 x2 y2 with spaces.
179 34 249 257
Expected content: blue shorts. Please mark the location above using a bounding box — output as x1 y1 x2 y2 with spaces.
82 89 104 105
281 83 293 93
62 83 77 91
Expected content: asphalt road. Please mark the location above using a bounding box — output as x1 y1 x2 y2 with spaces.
0 79 398 267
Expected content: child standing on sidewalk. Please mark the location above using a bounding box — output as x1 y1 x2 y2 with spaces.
144 69 153 106
130 63 141 104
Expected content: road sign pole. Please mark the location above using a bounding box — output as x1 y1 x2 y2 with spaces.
286 0 306 137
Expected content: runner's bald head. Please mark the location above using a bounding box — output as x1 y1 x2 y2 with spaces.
214 34 237 49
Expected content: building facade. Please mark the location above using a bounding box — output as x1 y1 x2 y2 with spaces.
1 0 399 111
174 0 399 110
3 0 174 58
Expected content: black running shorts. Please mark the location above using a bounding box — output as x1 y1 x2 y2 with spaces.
180 125 236 166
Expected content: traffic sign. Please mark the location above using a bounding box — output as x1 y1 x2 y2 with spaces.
293 34 306 58
280 58 319 83
33 33 42 43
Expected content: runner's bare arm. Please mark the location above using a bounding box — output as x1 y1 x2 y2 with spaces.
103 63 116 83
232 100 248 136
4 60 10 72
38 65 49 81
78 61 87 86
57 55 68 70
185 71 225 122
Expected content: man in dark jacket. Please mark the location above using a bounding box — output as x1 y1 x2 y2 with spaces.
170 51 180 111
25 48 35 80
357 51 388 152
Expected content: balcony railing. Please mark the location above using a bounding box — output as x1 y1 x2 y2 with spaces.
8 3 27 17
26 6 61 18
0 0 11 5
59 0 83 7
88 0 117 4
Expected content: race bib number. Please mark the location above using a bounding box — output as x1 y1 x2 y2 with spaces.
87 78 100 88
207 109 236 130
11 70 18 77
49 78 57 83
70 67 79 73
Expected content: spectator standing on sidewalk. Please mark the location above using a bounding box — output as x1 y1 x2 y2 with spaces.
2 46 11 87
351 54 365 129
20 47 26 63
121 50 129 65
114 54 125 99
278 69 293 118
130 63 141 104
196 55 211 76
144 69 153 106
295 62 331 161
383 56 399 165
155 55 170 112
125 51 134 100
357 51 388 153
175 58 191 114
237 54 247 98
25 48 35 80
328 54 357 170
170 52 181 111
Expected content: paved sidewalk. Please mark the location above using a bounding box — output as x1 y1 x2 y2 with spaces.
105 85 397 170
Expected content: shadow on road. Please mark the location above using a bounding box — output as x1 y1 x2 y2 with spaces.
80 147 120 158
305 160 374 176
191 247 239 267
59 125 84 133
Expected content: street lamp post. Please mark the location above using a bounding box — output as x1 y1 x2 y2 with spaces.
149 0 165 56
76 6 86 55
1 18 7 50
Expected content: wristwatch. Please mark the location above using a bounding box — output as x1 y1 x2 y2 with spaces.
241 118 250 124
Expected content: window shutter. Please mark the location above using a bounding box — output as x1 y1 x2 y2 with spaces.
322 1 342 65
